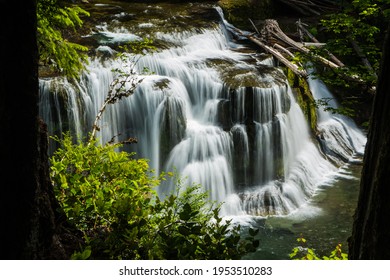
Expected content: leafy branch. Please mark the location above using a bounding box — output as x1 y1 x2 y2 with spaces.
37 0 90 79
312 97 356 117
89 39 156 144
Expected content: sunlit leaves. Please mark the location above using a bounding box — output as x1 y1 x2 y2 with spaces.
306 0 389 92
37 0 90 79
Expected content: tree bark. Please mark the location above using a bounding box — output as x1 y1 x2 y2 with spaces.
348 24 390 259
0 0 79 259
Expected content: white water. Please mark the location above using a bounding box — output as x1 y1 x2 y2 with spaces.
39 4 366 219
307 73 367 164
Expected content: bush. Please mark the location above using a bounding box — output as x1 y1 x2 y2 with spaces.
50 133 259 259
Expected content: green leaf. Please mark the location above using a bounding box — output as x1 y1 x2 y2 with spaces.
178 225 191 236
179 203 192 221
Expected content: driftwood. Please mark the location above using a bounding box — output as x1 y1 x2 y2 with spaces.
249 33 308 77
243 20 307 77
260 19 340 69
238 19 340 77
229 18 375 93
295 20 377 89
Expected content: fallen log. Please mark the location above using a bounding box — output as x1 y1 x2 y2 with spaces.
240 21 307 77
248 35 308 77
273 43 296 58
294 19 376 91
261 19 341 69
230 18 375 93
299 42 326 47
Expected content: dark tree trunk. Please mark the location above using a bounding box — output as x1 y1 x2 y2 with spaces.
349 24 390 259
0 0 79 259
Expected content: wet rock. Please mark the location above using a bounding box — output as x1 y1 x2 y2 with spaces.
216 99 232 130
231 125 250 187
159 93 187 167
287 68 318 134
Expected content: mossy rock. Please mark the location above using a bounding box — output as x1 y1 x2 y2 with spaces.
286 68 318 134
218 0 273 29
207 57 285 89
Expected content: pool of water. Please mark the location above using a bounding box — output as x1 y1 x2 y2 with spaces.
241 161 362 259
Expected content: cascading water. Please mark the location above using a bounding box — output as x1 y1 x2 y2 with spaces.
307 72 366 164
39 2 366 219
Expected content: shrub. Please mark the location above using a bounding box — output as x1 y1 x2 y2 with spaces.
50 133 259 259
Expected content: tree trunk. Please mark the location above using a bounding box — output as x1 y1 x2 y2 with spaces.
0 0 79 259
348 24 390 259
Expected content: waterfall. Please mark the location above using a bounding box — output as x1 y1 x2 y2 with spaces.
307 72 366 164
39 3 366 218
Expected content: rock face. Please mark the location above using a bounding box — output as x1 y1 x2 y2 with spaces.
218 0 273 29
209 59 292 187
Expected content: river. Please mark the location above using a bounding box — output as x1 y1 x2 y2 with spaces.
39 0 366 259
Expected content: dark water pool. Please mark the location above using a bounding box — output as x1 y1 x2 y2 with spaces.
241 162 362 260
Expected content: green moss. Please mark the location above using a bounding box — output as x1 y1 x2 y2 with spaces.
207 57 285 89
286 68 317 133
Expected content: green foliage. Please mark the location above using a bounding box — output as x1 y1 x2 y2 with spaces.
37 0 90 79
289 0 390 121
50 133 155 232
147 181 259 260
312 0 389 88
50 133 259 259
289 235 348 260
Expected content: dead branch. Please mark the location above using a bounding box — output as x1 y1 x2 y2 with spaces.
299 42 327 47
251 35 308 77
232 24 307 77
89 56 143 145
261 19 340 69
107 134 138 145
273 43 296 58
231 18 374 93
